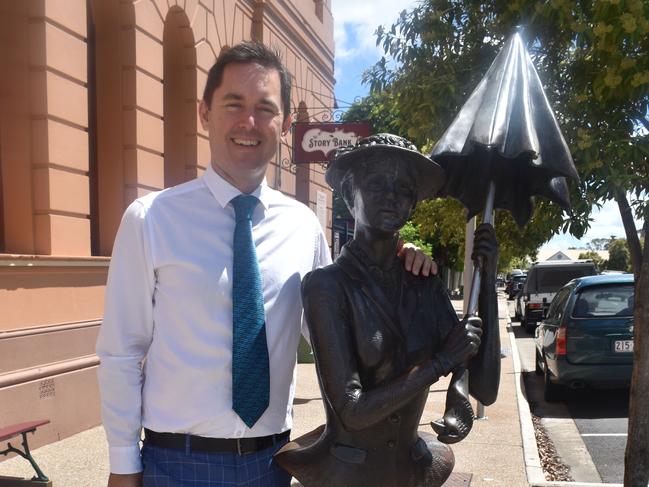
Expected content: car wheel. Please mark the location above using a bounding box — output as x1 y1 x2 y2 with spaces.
543 366 563 402
535 349 543 376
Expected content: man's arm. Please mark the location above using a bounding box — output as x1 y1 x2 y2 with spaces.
96 201 156 476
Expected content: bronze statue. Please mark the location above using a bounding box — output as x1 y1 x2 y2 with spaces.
275 134 500 487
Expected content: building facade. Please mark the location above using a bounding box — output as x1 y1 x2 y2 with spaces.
0 0 334 450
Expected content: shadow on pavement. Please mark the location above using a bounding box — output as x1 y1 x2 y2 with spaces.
523 371 630 420
508 322 533 339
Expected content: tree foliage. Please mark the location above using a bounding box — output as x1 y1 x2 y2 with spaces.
341 91 402 135
399 220 433 257
577 250 607 269
587 237 613 251
607 238 631 271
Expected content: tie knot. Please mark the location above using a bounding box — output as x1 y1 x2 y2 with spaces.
231 194 259 221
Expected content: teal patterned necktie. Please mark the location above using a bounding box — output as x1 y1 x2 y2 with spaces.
230 195 269 428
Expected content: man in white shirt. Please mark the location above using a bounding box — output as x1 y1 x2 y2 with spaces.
97 42 434 487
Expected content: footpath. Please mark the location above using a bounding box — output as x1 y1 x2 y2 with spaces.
1 295 549 486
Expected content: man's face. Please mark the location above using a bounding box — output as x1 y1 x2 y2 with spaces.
199 62 291 191
352 156 417 234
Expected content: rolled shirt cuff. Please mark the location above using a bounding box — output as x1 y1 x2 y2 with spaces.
108 445 143 474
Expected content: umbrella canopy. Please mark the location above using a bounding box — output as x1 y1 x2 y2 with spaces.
430 31 579 227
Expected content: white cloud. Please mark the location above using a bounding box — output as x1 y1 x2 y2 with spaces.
332 0 419 59
541 199 643 251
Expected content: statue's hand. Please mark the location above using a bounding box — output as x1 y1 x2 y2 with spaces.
439 316 482 370
472 223 498 275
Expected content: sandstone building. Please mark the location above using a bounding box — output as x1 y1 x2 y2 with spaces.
0 0 334 450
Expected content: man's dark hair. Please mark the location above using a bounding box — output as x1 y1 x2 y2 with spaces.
202 41 292 122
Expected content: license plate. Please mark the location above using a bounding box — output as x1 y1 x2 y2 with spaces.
614 340 634 353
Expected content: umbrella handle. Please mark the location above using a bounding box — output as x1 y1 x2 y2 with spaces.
466 181 496 316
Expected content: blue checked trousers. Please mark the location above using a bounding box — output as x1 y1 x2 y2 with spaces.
141 437 291 487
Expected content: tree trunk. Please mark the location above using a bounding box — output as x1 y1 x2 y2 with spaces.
615 192 642 278
624 215 649 486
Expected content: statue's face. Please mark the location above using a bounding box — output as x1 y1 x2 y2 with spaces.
352 155 417 234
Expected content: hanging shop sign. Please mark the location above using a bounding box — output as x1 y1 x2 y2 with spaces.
292 122 371 163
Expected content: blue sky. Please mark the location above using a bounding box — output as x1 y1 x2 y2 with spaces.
330 0 641 251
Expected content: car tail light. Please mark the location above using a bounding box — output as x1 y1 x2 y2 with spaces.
529 303 542 309
556 323 567 356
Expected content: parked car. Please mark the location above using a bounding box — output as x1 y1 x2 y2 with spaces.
520 260 597 333
496 275 505 288
506 274 527 300
534 274 635 401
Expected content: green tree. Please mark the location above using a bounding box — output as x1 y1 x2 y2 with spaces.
341 91 401 135
578 250 607 270
399 221 433 257
365 1 648 482
607 238 631 272
507 256 530 272
587 237 612 251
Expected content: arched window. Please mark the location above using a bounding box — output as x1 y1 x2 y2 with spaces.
163 7 197 187
90 0 134 255
0 2 36 254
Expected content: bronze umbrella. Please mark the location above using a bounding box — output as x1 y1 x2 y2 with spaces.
431 28 579 318
429 29 579 442
432 30 579 230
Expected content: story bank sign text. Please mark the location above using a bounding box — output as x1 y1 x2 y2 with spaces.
293 122 371 163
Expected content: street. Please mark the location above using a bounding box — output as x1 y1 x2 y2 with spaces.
507 298 630 483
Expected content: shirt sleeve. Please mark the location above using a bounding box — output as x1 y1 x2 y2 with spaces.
301 217 333 342
96 200 156 474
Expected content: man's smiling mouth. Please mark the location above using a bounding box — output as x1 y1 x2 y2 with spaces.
232 138 260 147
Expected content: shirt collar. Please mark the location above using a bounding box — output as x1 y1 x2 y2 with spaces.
203 163 271 211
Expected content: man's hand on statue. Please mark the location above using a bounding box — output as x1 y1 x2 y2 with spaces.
440 316 482 369
397 241 438 276
107 472 142 487
471 223 498 274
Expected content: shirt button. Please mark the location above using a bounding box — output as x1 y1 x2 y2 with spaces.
387 440 395 448
388 414 400 423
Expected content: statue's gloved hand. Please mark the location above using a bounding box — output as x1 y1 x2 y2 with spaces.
472 223 498 275
437 316 482 372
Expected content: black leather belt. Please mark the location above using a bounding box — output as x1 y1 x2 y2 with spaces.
143 428 290 455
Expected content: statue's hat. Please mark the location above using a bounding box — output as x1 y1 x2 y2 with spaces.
326 133 445 202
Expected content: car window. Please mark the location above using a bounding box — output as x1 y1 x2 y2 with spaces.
572 284 635 318
547 287 571 321
535 266 597 293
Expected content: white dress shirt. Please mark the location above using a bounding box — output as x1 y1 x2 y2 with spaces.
96 164 332 474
